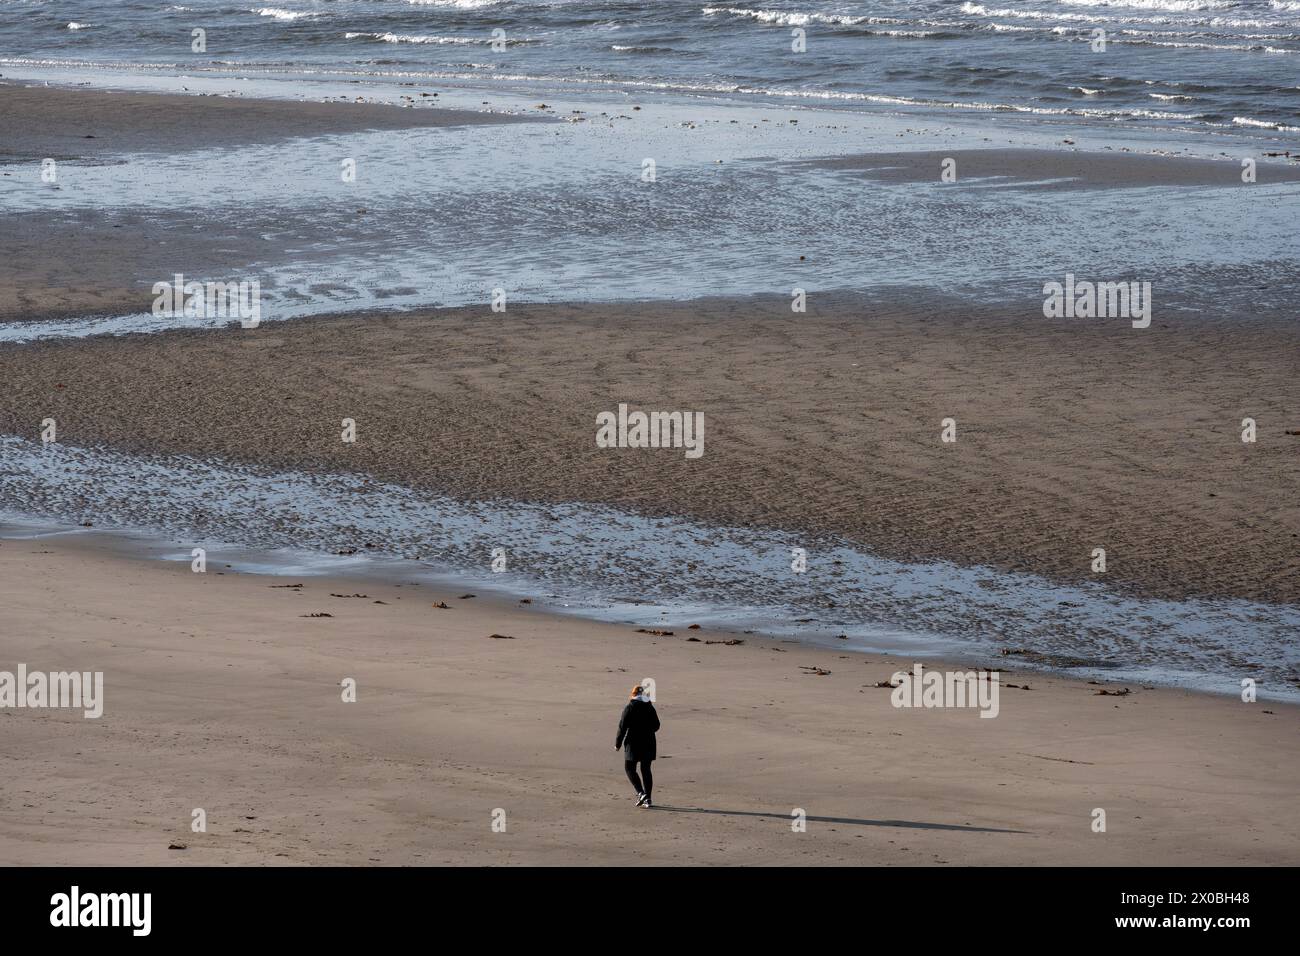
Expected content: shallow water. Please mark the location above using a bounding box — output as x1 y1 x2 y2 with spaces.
2 74 1297 341
3 435 1297 700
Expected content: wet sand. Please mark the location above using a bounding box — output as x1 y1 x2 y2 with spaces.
0 81 537 162
1 298 1296 605
0 537 1294 866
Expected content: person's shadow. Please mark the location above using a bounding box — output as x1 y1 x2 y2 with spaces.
653 806 1025 834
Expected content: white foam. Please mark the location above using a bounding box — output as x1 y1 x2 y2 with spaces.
700 6 898 27
1058 0 1233 11
1124 37 1297 52
345 32 490 46
406 0 502 7
1233 116 1300 130
251 7 320 20
960 1 1292 27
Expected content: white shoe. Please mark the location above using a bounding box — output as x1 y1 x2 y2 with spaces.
636 792 648 807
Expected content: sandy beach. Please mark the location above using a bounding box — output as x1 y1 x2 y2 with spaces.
1 537 1295 866
1 68 1297 875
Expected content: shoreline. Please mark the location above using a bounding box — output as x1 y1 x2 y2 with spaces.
4 54 1299 153
4 513 1297 704
1 536 1295 866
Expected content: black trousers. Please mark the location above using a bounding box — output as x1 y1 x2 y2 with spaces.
624 759 653 797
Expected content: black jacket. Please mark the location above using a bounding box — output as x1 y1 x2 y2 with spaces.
615 698 660 762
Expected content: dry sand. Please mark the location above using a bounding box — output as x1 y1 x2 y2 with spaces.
0 537 1294 866
2 299 1296 604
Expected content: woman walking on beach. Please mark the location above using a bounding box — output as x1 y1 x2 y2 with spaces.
616 683 660 808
